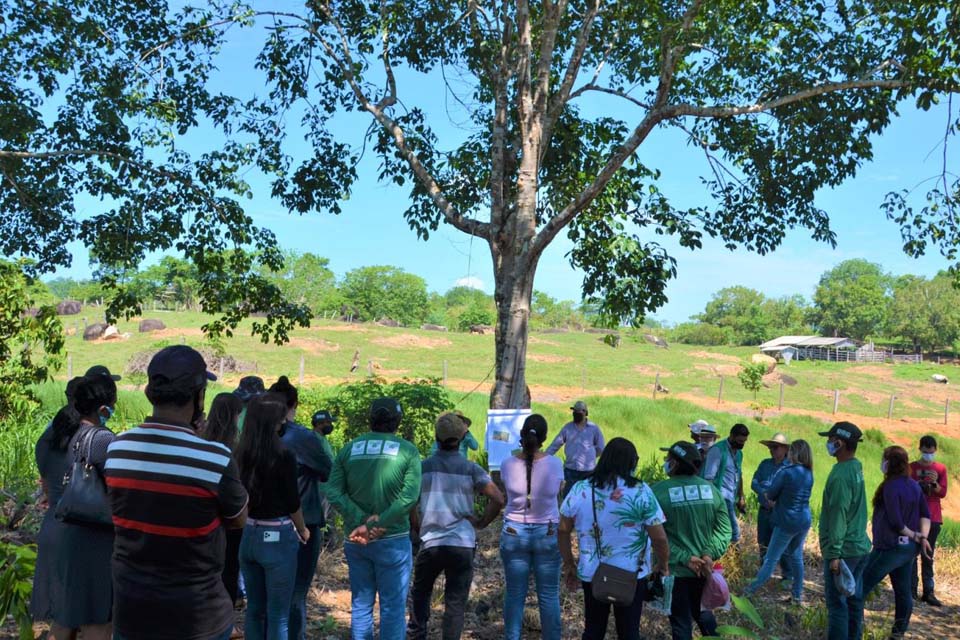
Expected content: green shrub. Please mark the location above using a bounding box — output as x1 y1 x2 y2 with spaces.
862 428 890 448
672 322 730 346
738 362 766 399
456 304 495 332
0 540 37 640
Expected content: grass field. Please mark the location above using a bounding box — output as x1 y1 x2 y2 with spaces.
25 307 960 546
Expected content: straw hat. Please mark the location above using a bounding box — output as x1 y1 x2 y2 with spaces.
759 432 790 447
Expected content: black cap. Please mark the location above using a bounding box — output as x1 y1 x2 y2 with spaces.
819 421 863 443
234 376 266 402
147 345 216 392
659 441 702 465
312 410 335 425
370 397 402 421
85 365 121 381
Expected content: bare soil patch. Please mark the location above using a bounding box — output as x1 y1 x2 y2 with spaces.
633 365 669 377
289 338 341 353
694 363 742 376
528 336 561 346
528 353 573 364
372 334 452 349
311 324 369 333
689 350 742 363
145 327 205 339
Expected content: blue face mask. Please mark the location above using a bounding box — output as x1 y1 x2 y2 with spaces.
921 452 935 463
99 405 115 426
826 440 840 457
662 461 673 476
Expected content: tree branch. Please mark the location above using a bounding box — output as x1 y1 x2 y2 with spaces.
568 83 652 109
654 0 705 108
490 3 512 231
532 0 567 116
376 0 397 110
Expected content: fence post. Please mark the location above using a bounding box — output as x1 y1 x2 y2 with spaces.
367 360 374 376
299 354 305 387
717 376 724 406
443 360 448 387
67 354 73 379
181 335 186 345
219 358 224 381
946 399 951 426
779 382 784 411
653 373 660 400
832 390 840 415
887 395 895 420
581 365 586 393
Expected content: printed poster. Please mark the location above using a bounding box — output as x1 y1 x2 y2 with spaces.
485 408 531 470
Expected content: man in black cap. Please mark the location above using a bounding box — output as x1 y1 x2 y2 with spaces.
326 397 422 640
105 345 248 640
818 421 871 640
233 375 265 430
84 364 122 381
653 442 730 640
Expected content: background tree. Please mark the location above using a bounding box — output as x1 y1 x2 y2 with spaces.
762 295 812 337
3 1 959 407
811 259 890 341
697 286 770 345
260 251 343 317
886 273 960 352
340 266 429 326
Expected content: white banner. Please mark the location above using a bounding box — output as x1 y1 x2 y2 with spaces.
485 408 531 471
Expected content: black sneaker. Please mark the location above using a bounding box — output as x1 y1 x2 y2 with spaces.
922 593 943 607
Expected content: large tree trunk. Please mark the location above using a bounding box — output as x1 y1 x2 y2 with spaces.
489 248 538 409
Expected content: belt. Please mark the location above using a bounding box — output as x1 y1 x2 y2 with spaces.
247 517 292 527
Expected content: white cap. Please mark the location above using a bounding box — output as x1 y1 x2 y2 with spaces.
688 419 710 435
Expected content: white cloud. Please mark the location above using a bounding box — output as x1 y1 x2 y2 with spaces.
455 276 485 290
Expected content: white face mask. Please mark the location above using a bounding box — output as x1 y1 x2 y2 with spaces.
921 452 935 463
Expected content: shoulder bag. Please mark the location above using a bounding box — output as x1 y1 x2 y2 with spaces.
589 484 638 606
55 426 114 528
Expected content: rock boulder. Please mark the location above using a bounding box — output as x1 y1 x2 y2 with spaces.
751 353 777 374
139 319 166 333
56 300 82 315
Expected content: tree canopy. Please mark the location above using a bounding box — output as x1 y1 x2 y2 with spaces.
3 0 960 406
811 259 890 340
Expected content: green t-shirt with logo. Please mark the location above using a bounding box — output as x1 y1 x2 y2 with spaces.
652 475 731 578
325 431 422 539
818 458 872 561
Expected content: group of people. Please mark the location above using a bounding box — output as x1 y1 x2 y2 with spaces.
27 345 950 640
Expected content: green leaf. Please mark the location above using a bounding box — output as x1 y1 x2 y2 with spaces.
715 625 760 639
731 594 764 629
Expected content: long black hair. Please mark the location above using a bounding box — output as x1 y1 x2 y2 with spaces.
268 375 298 411
50 376 83 451
591 437 640 490
72 375 118 421
520 414 548 508
203 392 244 450
234 393 288 497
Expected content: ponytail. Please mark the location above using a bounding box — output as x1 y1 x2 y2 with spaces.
268 375 298 410
519 414 548 509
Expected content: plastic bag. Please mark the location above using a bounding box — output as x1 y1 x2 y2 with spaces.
646 574 674 615
833 559 856 597
701 565 731 610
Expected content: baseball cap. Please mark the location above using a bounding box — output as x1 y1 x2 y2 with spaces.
370 397 402 421
85 365 121 381
311 410 336 425
234 376 266 402
819 421 863 443
147 345 217 392
659 441 702 465
571 401 588 412
436 412 468 442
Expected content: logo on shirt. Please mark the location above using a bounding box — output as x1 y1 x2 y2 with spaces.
351 441 367 456
699 486 713 500
685 485 701 501
383 441 400 456
366 440 383 455
669 487 685 503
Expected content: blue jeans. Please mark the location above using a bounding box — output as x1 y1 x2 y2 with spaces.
745 525 808 600
824 554 868 640
499 521 561 640
862 543 918 635
725 498 740 543
756 509 792 580
344 535 413 640
240 522 300 640
289 524 322 640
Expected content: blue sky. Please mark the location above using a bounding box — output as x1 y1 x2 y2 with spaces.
48 19 956 325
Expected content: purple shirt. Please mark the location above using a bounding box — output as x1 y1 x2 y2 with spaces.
871 476 930 550
545 421 605 471
501 454 564 523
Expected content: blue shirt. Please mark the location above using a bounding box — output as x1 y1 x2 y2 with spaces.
751 457 787 511
766 463 813 533
280 421 333 526
419 450 491 549
545 421 605 471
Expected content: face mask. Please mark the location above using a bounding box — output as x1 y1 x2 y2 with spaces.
826 441 840 457
730 440 744 450
662 461 673 476
881 460 889 474
921 452 935 463
99 405 115 426
573 412 585 423
699 439 714 451
321 423 334 436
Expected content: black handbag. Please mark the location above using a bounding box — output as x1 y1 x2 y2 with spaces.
589 485 638 606
55 426 114 528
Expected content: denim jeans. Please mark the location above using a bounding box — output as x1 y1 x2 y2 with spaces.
862 543 918 635
344 535 413 640
499 521 561 640
240 522 300 640
745 525 808 601
912 521 941 596
408 545 474 640
289 523 322 640
756 509 792 580
581 578 646 640
669 576 713 640
725 498 740 543
823 553 867 640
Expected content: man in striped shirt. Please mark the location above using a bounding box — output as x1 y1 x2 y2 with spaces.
105 346 248 640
